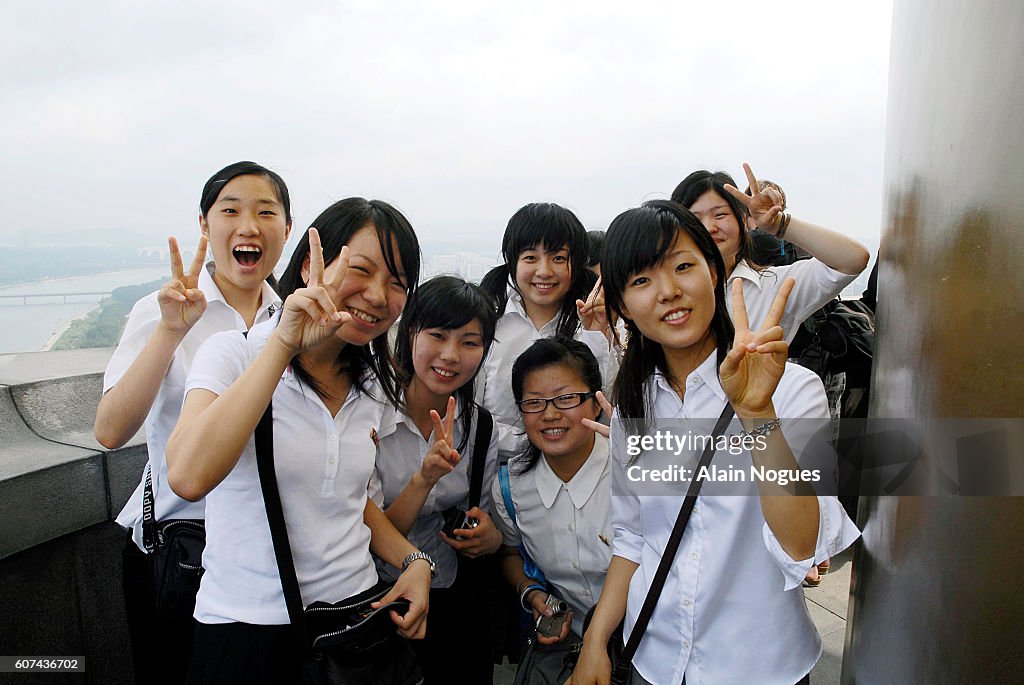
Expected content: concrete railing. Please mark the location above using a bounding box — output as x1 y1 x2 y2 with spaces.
0 348 144 684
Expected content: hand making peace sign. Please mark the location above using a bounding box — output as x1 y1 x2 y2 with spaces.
575 277 611 333
719 277 795 418
420 396 461 485
157 235 209 334
274 228 353 355
724 162 785 232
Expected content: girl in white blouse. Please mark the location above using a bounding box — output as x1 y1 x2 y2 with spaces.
95 161 292 683
491 338 612 660
370 274 502 683
166 199 432 683
672 164 869 343
569 201 859 685
478 203 614 429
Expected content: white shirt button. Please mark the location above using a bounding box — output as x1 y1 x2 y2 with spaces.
329 457 336 464
683 599 691 607
683 640 690 649
567 524 574 531
330 434 338 441
690 553 698 560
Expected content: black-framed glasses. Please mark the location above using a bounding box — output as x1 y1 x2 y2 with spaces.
517 392 595 414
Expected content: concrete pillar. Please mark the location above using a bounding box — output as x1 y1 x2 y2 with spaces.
844 1 1024 682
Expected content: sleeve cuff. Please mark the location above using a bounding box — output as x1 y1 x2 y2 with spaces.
762 496 861 591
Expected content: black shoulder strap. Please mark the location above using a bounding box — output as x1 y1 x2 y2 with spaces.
254 401 309 653
467 405 493 509
620 402 736 665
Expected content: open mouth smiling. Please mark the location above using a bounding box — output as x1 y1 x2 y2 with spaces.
232 245 262 266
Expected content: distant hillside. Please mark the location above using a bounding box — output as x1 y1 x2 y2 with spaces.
0 247 164 286
50 280 163 350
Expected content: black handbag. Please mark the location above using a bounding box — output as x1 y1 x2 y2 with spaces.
582 404 735 685
142 467 205 617
514 634 581 685
795 297 875 379
254 402 423 685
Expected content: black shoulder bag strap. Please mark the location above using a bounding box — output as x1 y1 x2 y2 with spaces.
254 401 310 654
466 405 494 509
619 402 736 669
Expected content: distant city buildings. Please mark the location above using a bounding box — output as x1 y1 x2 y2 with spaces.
421 251 500 283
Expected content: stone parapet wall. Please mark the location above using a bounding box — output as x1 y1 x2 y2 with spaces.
0 348 146 560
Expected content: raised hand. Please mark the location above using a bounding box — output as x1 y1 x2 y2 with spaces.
576 277 611 333
420 396 460 485
581 391 614 438
157 235 208 334
723 162 784 232
719 278 794 417
274 228 352 355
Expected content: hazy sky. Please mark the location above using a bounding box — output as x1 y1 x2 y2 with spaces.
1 0 892 255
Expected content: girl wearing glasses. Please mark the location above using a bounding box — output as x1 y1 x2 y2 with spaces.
490 337 612 682
478 203 613 429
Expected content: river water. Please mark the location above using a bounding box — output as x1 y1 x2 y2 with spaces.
0 267 169 354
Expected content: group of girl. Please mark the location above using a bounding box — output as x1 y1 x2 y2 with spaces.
98 159 868 684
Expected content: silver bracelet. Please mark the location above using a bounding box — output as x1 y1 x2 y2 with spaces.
740 418 782 440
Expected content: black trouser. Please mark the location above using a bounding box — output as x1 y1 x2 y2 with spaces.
122 531 196 684
410 556 498 685
186 622 298 684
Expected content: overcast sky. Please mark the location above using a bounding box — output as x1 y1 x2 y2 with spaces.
1 0 892 256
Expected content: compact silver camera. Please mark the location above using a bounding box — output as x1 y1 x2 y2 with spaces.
535 595 571 638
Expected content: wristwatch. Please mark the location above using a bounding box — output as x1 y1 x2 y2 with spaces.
401 551 436 578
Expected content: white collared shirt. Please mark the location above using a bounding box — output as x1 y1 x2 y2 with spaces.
107 263 280 551
368 397 500 588
184 318 384 624
478 289 617 431
611 353 860 685
729 258 856 343
491 436 613 636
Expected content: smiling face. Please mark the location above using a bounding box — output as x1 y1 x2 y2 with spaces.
619 229 718 354
514 243 571 323
307 223 408 347
521 362 599 463
409 319 485 399
687 189 742 270
200 174 291 297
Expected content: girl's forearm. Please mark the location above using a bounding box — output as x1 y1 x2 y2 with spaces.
583 555 637 645
779 217 869 276
740 414 820 561
94 324 185 449
365 498 419 567
382 473 434 536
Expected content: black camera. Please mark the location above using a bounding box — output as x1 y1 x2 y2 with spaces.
440 507 479 540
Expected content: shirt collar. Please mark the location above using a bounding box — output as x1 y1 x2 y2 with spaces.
728 260 764 290
508 288 557 331
377 391 467 441
650 349 727 407
200 261 283 320
534 435 610 509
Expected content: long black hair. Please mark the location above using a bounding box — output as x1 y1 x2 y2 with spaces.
277 198 421 406
395 275 497 451
509 336 603 474
601 200 734 435
478 203 597 337
200 161 292 292
671 170 758 271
